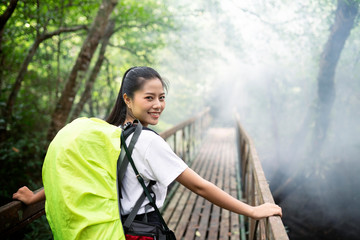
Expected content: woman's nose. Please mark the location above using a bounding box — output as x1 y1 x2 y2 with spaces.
153 99 161 109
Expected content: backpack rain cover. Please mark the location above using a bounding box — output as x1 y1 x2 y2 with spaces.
42 117 125 240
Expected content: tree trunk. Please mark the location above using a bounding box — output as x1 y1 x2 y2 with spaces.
0 25 87 141
70 20 115 121
55 0 65 103
0 0 18 42
0 0 19 93
46 0 118 142
312 0 358 152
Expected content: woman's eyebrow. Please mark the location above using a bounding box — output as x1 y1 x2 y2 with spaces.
144 92 165 95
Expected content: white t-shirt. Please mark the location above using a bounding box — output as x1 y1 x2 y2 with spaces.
121 129 188 215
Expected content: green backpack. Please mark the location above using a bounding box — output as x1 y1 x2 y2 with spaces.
42 117 125 240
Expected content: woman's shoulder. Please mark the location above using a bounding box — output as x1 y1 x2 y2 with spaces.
142 127 159 136
134 128 171 160
140 128 163 142
136 128 173 155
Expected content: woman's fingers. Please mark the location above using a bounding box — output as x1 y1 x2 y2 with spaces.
253 203 282 219
12 186 34 204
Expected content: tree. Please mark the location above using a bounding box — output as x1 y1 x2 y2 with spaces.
312 0 359 153
1 25 88 140
70 20 115 121
0 0 18 52
0 0 19 93
46 0 118 141
69 0 175 121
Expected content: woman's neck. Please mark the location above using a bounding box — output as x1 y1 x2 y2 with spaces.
124 111 136 124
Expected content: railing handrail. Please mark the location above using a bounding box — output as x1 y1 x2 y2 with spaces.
0 188 45 236
0 108 211 237
235 113 289 240
159 107 210 140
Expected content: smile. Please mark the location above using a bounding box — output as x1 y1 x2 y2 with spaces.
149 112 160 117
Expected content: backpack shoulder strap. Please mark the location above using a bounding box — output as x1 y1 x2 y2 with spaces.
118 121 158 190
117 122 138 199
122 180 156 229
120 125 171 232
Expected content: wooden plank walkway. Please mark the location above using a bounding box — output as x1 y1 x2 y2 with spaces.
163 128 242 240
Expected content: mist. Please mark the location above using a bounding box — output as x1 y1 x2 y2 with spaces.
158 0 360 239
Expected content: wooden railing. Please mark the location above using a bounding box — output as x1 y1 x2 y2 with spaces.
0 108 211 238
0 188 45 237
160 107 211 164
235 113 289 240
160 108 211 211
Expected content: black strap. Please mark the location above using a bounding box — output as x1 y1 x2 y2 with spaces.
118 121 158 190
118 121 143 195
116 121 141 219
120 122 171 232
123 181 156 229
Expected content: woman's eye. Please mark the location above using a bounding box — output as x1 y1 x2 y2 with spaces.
145 96 153 100
160 96 165 101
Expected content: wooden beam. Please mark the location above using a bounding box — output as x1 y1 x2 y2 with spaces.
0 189 45 236
235 113 289 240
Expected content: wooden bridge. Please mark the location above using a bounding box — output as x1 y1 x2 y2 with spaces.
0 108 289 239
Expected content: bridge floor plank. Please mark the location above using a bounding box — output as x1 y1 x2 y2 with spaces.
163 128 242 240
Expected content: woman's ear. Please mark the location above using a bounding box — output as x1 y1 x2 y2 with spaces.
123 93 131 108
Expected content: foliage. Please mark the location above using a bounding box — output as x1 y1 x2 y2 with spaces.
0 2 176 238
24 215 53 240
2 0 359 239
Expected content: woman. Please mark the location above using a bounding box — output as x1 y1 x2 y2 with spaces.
14 66 282 233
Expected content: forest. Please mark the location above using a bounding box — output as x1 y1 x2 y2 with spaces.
1 0 360 239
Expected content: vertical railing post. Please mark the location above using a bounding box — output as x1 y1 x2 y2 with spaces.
186 125 191 161
191 122 195 160
182 129 186 161
173 131 177 155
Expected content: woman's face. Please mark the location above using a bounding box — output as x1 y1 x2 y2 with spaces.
125 78 166 127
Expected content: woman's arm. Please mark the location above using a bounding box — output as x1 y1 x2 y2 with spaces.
12 186 45 205
176 168 282 220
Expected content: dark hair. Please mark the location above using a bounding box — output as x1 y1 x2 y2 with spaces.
106 66 168 126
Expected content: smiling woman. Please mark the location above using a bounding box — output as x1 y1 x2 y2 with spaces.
106 66 169 127
123 78 166 127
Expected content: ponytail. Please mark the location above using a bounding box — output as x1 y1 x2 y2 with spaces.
106 67 135 126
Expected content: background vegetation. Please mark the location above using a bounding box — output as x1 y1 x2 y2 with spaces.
1 0 360 239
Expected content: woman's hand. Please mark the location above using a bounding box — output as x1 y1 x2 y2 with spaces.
12 186 38 205
177 168 283 219
250 203 282 220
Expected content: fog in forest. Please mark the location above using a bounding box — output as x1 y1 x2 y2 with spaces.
158 0 360 239
1 0 359 239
